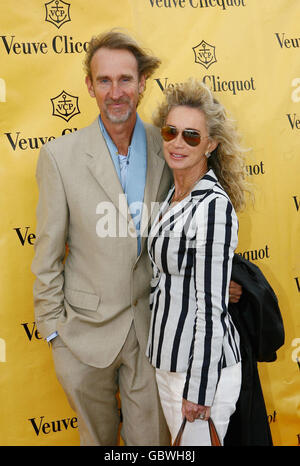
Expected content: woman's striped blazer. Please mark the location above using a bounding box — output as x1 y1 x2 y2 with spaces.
146 169 241 406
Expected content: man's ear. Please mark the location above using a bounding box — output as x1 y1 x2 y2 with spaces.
85 75 95 98
138 74 146 94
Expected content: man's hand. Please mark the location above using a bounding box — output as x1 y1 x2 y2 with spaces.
229 280 242 303
182 399 211 422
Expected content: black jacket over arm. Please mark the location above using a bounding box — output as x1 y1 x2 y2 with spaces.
224 254 285 446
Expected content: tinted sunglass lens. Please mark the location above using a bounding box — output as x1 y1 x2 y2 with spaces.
161 126 177 142
183 130 201 146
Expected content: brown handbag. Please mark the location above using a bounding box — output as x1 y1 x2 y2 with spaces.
173 416 221 446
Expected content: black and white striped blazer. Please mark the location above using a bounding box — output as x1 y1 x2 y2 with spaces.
146 169 241 406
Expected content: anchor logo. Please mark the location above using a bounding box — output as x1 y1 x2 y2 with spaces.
192 40 217 69
45 0 71 29
51 90 80 122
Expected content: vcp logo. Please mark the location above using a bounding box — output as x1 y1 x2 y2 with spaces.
45 0 71 29
192 40 217 69
51 90 80 122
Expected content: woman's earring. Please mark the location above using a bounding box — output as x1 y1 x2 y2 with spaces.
205 151 211 158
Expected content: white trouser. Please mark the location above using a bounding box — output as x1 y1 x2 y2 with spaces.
156 362 241 446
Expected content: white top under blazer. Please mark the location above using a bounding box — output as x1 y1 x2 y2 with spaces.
146 169 241 406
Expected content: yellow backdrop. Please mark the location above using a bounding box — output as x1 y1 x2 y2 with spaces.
0 0 299 446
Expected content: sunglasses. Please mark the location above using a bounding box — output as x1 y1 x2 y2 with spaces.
161 125 207 147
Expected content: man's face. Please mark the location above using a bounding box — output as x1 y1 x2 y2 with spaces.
86 47 146 125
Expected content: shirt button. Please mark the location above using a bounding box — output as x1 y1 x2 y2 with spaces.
129 227 135 235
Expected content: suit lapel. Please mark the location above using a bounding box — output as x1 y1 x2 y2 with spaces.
85 118 130 223
84 118 167 245
140 124 166 247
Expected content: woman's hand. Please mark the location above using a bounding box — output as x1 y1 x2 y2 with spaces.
182 398 211 422
229 280 242 303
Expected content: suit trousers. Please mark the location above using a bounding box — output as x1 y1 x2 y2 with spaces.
156 362 241 446
51 323 170 446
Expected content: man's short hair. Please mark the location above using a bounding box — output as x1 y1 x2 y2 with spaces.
84 29 161 81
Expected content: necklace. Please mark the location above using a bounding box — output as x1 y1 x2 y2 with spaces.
171 174 205 204
172 189 192 203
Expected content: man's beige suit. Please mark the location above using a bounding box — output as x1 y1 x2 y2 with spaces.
32 117 172 444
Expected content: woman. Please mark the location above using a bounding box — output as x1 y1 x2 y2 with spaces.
146 78 250 446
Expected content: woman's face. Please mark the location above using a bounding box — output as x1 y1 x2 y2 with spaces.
162 105 217 175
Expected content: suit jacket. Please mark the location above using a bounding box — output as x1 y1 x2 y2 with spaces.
225 254 285 446
146 170 241 406
32 117 173 368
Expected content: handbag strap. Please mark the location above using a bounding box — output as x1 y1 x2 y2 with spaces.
172 416 221 446
173 417 186 446
208 417 221 446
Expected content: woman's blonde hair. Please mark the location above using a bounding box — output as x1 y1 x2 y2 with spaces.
153 78 252 212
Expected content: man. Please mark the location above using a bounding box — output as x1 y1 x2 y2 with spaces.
32 30 172 446
32 30 241 446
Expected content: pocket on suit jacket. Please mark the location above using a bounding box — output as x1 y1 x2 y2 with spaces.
64 287 100 311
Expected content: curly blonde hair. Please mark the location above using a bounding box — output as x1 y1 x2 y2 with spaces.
153 78 252 212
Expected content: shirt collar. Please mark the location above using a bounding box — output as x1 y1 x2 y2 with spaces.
190 169 219 198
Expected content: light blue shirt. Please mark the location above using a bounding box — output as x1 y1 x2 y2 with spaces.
98 114 147 255
47 114 147 343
